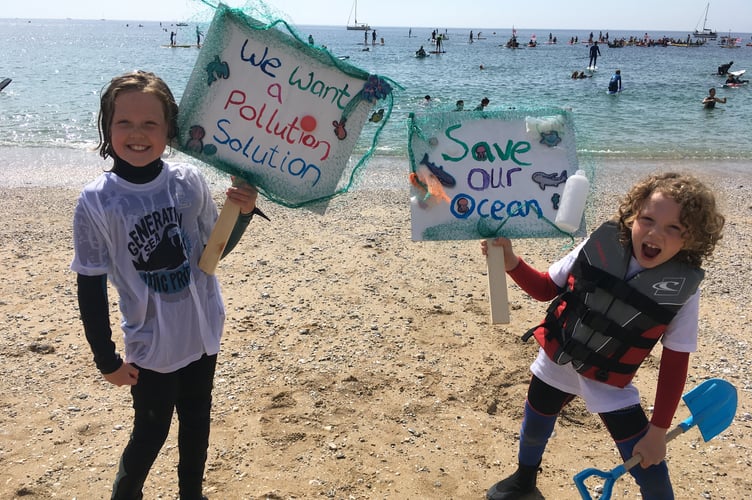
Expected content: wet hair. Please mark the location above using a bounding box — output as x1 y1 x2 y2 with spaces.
97 70 179 159
615 172 724 267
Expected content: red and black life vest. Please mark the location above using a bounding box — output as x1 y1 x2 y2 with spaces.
522 221 704 388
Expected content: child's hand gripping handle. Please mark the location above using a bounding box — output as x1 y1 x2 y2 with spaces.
575 378 737 500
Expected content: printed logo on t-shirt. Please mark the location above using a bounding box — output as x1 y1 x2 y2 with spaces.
129 207 192 294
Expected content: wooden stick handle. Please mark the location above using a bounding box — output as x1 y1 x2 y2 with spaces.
486 241 510 324
199 199 240 275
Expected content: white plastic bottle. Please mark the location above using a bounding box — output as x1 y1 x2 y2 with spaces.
555 169 589 233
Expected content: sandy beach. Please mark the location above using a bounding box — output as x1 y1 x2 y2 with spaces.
0 161 750 499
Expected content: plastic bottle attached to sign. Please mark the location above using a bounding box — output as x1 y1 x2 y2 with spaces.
555 169 589 233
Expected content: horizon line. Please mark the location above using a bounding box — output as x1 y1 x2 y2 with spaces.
1 17 750 34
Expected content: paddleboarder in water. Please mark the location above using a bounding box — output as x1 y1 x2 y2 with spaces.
589 41 601 69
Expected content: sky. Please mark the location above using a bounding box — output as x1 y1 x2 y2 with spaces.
3 0 752 33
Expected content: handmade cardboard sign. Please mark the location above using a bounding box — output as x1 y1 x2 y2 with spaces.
177 4 392 209
409 108 585 323
408 108 584 241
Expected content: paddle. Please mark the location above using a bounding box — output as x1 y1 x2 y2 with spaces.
573 378 737 500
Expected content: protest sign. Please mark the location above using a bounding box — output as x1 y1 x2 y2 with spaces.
408 108 585 241
177 4 393 210
409 107 586 323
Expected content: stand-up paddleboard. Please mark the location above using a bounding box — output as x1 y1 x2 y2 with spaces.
0 78 11 92
587 66 598 71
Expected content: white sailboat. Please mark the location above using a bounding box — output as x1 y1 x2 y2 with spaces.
346 0 370 31
693 3 717 39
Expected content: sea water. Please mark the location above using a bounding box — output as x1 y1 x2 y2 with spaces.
1 17 750 189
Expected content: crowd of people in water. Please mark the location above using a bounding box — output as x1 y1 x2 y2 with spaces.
414 27 721 55
701 60 747 109
407 28 740 108
419 96 490 112
606 35 709 48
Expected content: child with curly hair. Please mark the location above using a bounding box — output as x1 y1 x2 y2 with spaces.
481 172 725 500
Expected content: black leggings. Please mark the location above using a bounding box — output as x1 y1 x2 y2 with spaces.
527 375 649 441
112 354 217 500
525 375 673 499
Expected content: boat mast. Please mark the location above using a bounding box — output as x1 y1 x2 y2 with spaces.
346 0 368 30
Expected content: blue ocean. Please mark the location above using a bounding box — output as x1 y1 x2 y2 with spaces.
1 16 751 188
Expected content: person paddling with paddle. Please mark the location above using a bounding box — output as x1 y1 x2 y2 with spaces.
480 172 725 500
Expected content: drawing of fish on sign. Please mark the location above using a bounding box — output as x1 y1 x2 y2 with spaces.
532 170 567 190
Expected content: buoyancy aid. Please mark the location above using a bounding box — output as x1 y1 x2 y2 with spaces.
523 221 704 387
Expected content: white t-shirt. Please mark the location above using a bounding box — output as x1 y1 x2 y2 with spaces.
530 240 700 413
71 162 225 373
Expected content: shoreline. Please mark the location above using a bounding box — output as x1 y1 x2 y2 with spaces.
0 156 750 498
1 145 751 191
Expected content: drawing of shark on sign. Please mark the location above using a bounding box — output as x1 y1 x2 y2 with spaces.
531 170 568 190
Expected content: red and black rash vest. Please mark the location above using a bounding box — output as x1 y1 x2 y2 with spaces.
522 221 704 388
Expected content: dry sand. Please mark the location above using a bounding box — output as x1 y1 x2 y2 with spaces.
1 163 750 499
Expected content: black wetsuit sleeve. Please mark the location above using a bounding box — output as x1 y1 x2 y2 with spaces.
221 207 269 259
76 273 122 374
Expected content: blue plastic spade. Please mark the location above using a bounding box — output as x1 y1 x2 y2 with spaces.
573 378 737 500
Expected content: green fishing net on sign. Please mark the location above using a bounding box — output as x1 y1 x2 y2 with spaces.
408 107 591 241
176 2 397 210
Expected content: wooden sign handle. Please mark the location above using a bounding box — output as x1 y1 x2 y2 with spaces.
199 199 240 275
486 241 510 324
